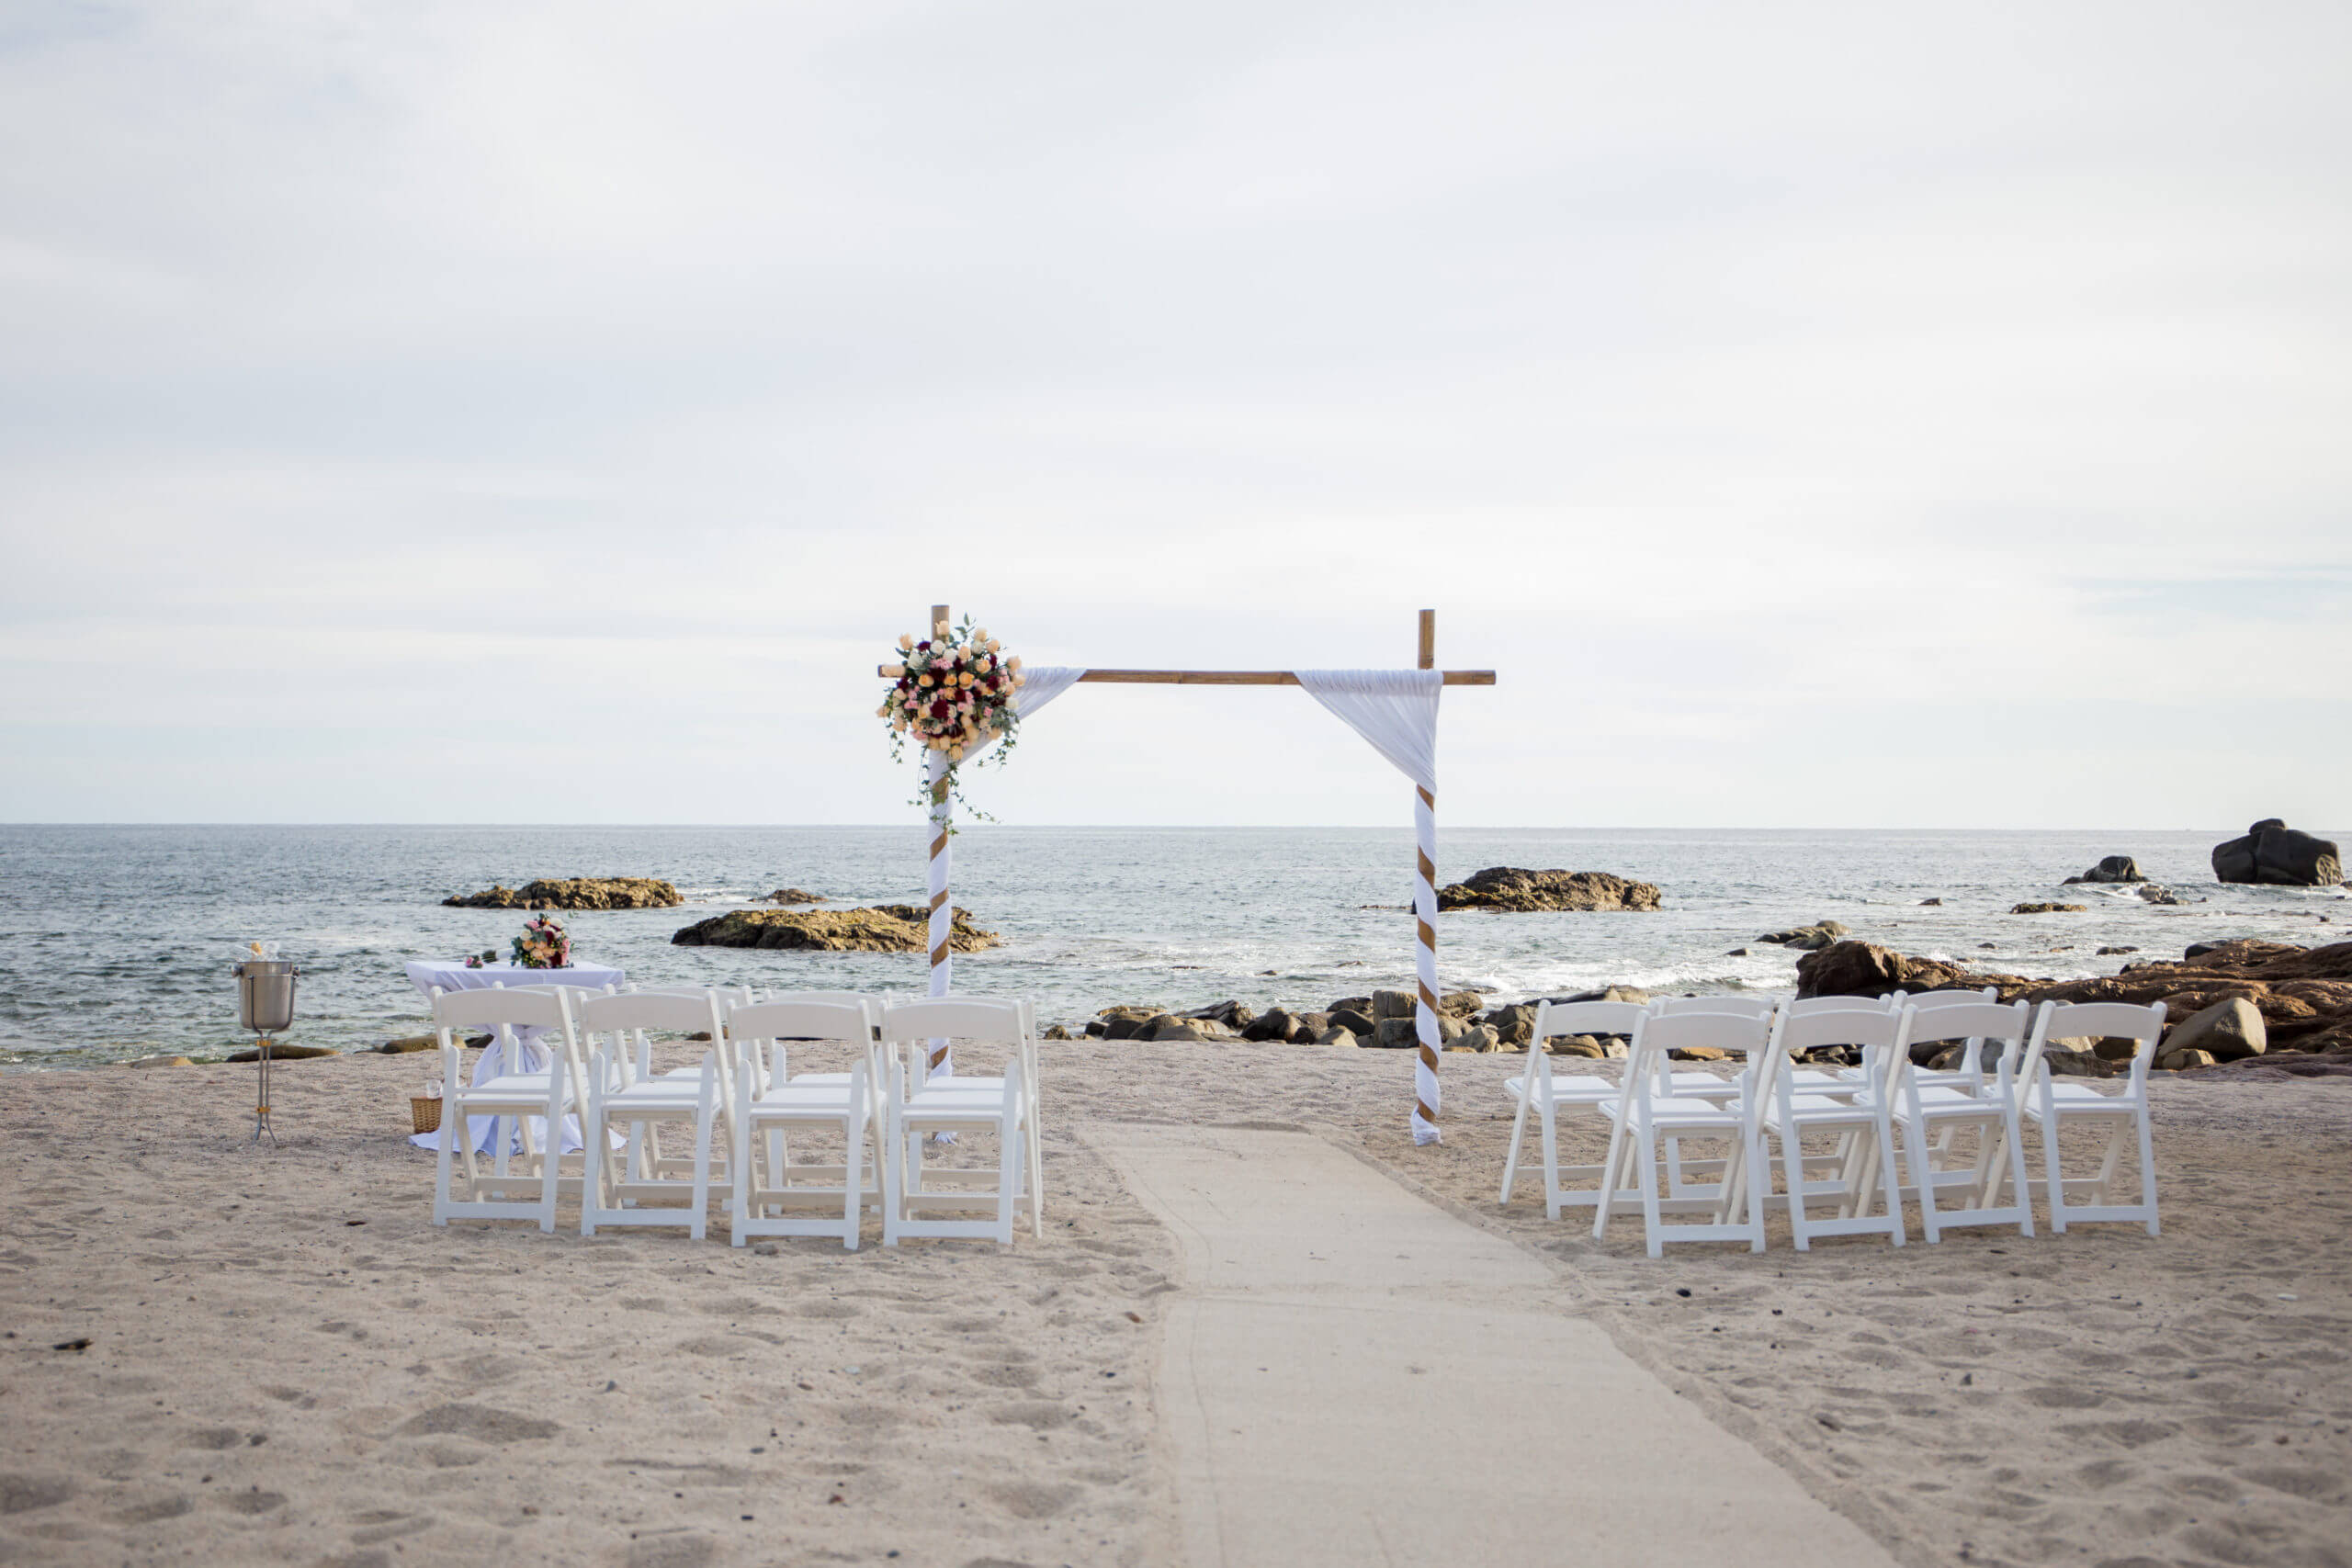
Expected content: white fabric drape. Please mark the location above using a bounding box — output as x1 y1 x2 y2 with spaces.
1012 666 1086 716
1295 669 1445 1145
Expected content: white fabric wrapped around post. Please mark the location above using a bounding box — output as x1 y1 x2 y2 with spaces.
922 669 1085 1083
924 749 954 1080
1294 669 1445 1145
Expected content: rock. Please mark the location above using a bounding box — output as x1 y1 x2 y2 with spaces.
2041 1048 2117 1077
1151 1019 1227 1043
1550 1034 1608 1058
1292 1011 1332 1041
2212 820 2344 886
1725 947 1750 956
2097 946 2139 956
2138 885 2183 906
444 877 682 910
2162 997 2267 1061
1436 868 1663 913
225 1043 337 1062
1374 1018 1417 1049
1919 897 1942 906
1372 989 1418 1021
1328 1007 1376 1038
378 1035 439 1054
1442 990 1486 1018
1668 1045 1726 1062
124 1055 194 1068
1453 1023 1501 1053
1312 1027 1362 1047
2010 902 2086 915
1040 1024 1072 1041
1182 999 1252 1030
1758 920 1849 951
2157 1047 2216 1071
1083 1020 1107 1038
1555 985 1652 1007
765 887 829 905
1481 1003 1538 1047
1241 1008 1298 1043
670 905 1001 953
1795 941 2023 999
1326 996 1373 1016
2063 856 2145 884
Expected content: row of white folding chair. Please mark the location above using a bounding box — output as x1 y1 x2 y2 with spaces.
1571 996 2164 1255
883 998 1042 1247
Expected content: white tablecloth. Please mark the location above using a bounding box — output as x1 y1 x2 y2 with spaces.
403 960 625 1155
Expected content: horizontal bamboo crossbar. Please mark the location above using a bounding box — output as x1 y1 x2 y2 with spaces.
877 666 1495 685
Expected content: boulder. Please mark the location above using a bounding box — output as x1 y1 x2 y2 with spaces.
2138 885 2183 906
1795 940 2023 999
227 1043 337 1062
2162 997 2267 1061
1327 996 1373 1016
1919 897 1942 906
2212 820 2344 886
1182 999 1253 1031
1312 1027 1362 1047
2064 856 2145 884
1292 1011 1332 1041
1554 985 1652 1007
670 905 1001 953
1372 989 1418 1021
378 1035 439 1054
1452 1024 1502 1054
2010 902 2086 915
124 1055 194 1068
765 887 829 905
1758 920 1849 951
1436 868 1663 913
1442 990 1486 1018
1550 1034 1608 1058
445 877 683 910
1481 1003 1538 1047
1040 1024 1072 1041
2097 946 2139 956
2157 1047 2216 1071
1241 1008 1299 1043
1328 1007 1376 1038
2041 1048 2117 1077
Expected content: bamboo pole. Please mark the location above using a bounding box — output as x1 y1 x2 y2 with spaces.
877 666 1494 684
924 602 954 1076
1411 609 1442 1144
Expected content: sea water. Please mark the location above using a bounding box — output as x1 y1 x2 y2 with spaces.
0 824 2341 1069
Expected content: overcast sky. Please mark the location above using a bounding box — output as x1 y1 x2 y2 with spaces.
2 2 2346 829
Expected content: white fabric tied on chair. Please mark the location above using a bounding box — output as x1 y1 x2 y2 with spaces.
1295 669 1445 1145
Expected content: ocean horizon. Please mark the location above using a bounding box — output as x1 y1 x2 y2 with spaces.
3 822 2341 1070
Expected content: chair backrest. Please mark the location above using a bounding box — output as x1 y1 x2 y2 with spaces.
880 998 1026 1045
1618 1009 1772 1126
1651 994 1776 1019
1785 994 1897 1019
759 991 883 1031
1772 1003 1914 1103
433 986 571 1031
1530 1000 1646 1043
1903 1000 2030 1048
1899 987 2001 1010
2018 999 2166 1097
729 999 873 1044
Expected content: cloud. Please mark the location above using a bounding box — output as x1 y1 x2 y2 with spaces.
1 1 2347 826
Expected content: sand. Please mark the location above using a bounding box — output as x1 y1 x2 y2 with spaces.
3 1040 2348 1567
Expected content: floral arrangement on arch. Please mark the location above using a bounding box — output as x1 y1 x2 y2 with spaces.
465 915 572 970
877 615 1025 813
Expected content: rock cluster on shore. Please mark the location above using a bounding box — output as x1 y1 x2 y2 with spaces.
670 904 1001 953
1793 936 2352 1076
1436 867 1661 912
2211 818 2343 886
443 877 684 910
1078 984 1687 1055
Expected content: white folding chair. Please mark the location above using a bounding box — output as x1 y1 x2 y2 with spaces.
576 990 731 1240
1592 1010 1774 1257
2015 1000 2165 1235
1759 1005 1915 1252
430 986 587 1234
1896 1000 2036 1241
725 999 883 1250
1498 1000 1646 1215
879 999 1039 1246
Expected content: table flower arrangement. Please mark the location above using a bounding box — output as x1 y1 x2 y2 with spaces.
877 615 1025 814
509 915 571 969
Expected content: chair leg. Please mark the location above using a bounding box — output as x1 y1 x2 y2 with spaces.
1872 1111 1905 1247
1539 1107 1563 1221
2134 1107 2160 1236
689 1077 716 1244
1740 1129 1767 1253
2003 1114 2035 1237
1780 1125 1812 1251
995 1117 1022 1247
1591 1115 1632 1240
2039 1110 2068 1233
580 1087 604 1238
843 1111 865 1252
1500 1090 1531 1203
1904 1113 1941 1244
1637 1128 1666 1259
433 1100 458 1226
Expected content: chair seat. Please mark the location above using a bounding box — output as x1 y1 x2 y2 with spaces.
1502 1076 1615 1105
1766 1094 1883 1127
1600 1100 1745 1133
2026 1091 2140 1117
459 1075 567 1102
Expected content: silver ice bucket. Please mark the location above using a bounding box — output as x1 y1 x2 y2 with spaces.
233 960 299 1034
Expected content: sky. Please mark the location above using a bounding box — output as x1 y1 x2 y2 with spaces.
1 1 2346 829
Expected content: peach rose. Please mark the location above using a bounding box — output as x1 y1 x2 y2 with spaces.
897 633 913 650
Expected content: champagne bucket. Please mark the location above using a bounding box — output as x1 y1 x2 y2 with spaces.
233 960 299 1034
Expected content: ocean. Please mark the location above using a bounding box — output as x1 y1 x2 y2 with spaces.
0 824 2341 1070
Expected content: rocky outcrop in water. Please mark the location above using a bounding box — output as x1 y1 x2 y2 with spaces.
1758 920 1849 950
2211 820 2343 886
1437 868 1661 913
2064 855 2146 884
445 877 683 910
765 887 829 905
2010 902 2086 915
670 905 1001 953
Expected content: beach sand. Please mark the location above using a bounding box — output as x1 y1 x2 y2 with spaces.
3 1041 2346 1567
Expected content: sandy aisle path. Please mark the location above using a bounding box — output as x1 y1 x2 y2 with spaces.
1091 1122 1895 1568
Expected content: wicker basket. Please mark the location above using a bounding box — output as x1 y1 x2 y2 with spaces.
410 1096 443 1136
